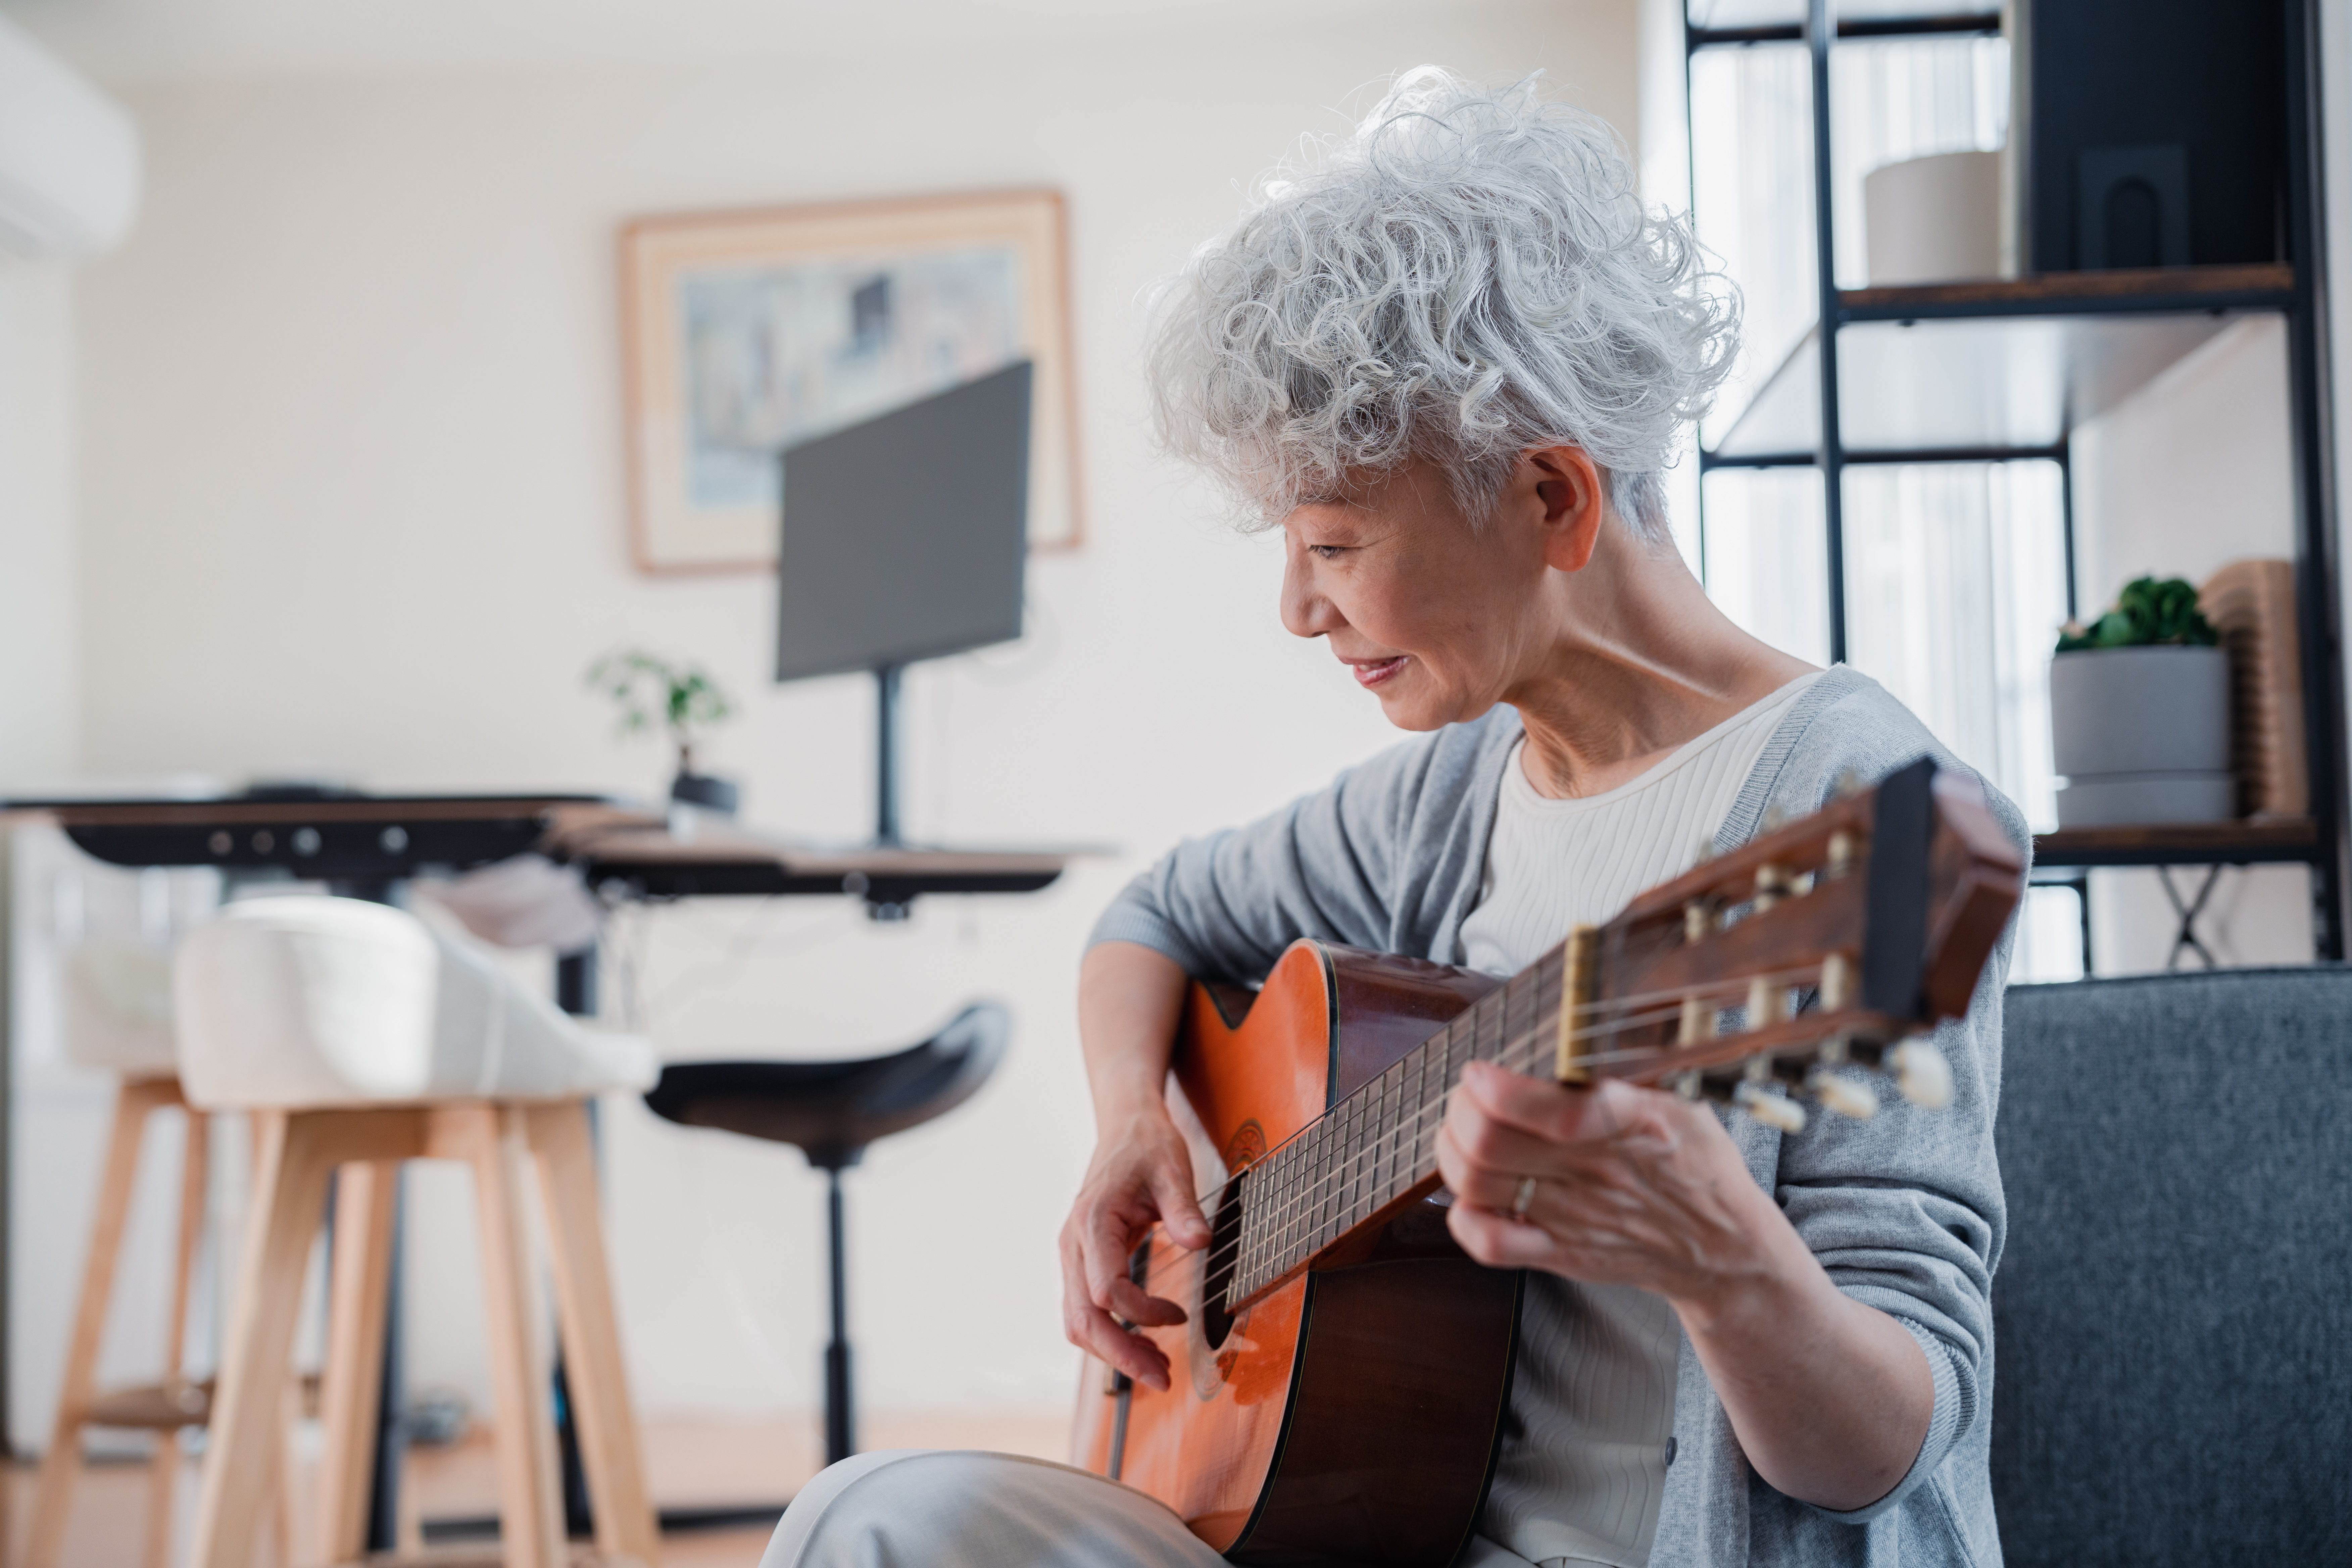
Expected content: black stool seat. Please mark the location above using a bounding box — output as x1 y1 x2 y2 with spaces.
643 1003 1007 1170
641 1002 1009 1465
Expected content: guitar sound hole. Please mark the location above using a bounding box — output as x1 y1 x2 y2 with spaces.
1199 1175 1247 1352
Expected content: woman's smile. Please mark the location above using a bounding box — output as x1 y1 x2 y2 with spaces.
1347 655 1408 688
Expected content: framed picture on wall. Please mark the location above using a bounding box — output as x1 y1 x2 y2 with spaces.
619 188 1082 573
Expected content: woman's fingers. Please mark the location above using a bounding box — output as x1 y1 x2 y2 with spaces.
1456 1059 1632 1143
1441 1092 1569 1186
1446 1197 1561 1268
1434 1122 1527 1213
1149 1161 1213 1253
1064 1281 1173 1387
1060 1213 1176 1389
1084 1202 1187 1328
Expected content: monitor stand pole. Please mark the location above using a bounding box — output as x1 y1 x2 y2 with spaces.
874 663 904 847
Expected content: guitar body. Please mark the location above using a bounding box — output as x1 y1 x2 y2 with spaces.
1072 942 1523 1567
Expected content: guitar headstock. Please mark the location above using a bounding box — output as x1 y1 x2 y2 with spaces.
1564 758 2023 1131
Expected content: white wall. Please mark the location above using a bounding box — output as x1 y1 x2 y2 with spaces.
0 256 77 785
2069 315 2318 972
64 9 1639 1427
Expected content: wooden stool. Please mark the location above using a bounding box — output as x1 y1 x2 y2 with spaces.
24 1074 235 1568
24 934 294 1568
173 896 661 1568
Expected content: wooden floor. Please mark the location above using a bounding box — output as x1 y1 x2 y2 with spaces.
3 1412 1072 1566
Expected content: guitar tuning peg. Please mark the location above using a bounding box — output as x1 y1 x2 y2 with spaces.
1834 769 1864 799
1692 836 1719 867
1760 804 1788 832
1805 1068 1877 1120
1888 1039 1954 1109
1733 1082 1807 1134
1818 951 1855 1011
1826 829 1857 880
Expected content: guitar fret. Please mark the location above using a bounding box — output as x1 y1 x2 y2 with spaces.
1373 1063 1392 1213
1299 1126 1321 1264
1321 1095 1341 1248
1345 1086 1364 1232
1540 955 1564 1077
1298 1119 1320 1266
1270 1149 1289 1280
1352 1086 1372 1228
1502 971 1525 1069
1317 1110 1336 1260
1412 1034 1437 1183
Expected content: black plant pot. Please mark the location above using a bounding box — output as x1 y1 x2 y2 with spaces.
670 771 740 815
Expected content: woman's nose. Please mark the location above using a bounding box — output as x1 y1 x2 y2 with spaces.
1281 553 1342 640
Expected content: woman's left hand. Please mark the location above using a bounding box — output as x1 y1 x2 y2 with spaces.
1435 1058 1936 1514
1434 1060 1779 1302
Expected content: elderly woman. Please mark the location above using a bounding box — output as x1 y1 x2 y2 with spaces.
767 69 2020 1568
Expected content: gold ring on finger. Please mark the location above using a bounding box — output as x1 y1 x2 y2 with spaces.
1508 1175 1539 1221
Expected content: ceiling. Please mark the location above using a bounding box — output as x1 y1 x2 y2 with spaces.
1 0 1536 83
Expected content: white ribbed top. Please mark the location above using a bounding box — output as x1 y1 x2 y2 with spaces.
1463 672 1819 1568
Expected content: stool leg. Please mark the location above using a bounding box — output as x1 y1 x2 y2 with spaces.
26 1076 175 1568
448 1104 565 1568
145 1094 209 1568
186 1110 343 1568
317 1159 399 1565
526 1101 659 1564
825 1166 855 1466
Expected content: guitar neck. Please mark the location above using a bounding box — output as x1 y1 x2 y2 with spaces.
1226 954 1565 1306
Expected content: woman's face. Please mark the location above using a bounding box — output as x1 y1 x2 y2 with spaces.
1279 457 1582 731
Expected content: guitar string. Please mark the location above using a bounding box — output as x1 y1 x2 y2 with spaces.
1213 954 1835 1286
1128 979 1840 1299
1126 959 1844 1300
1132 967 1836 1299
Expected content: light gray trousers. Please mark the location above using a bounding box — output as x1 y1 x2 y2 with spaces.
761 1450 1552 1568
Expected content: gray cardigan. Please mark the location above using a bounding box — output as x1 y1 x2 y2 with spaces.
1090 667 2024 1568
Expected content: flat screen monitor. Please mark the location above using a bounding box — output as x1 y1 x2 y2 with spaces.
774 360 1032 683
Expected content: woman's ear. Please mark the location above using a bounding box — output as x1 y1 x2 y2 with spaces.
1525 447 1607 573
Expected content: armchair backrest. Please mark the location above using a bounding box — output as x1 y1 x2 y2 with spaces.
1995 966 2352 1566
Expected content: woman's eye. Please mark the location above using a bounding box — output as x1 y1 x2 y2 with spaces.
1309 544 1349 560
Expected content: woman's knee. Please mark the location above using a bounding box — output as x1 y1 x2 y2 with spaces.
761 1450 944 1568
762 1449 1212 1568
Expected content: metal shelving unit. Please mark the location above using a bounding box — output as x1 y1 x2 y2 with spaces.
1685 0 2349 965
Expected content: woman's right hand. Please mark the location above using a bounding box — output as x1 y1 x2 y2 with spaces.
1058 1103 1213 1392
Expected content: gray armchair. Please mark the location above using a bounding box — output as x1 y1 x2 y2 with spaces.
1994 967 2352 1565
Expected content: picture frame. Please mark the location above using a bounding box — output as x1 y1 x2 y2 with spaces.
619 188 1082 573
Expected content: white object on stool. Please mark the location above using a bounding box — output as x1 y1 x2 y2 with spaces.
173 896 654 1109
426 853 603 952
62 939 180 1074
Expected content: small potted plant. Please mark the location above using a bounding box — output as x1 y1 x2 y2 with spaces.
2049 576 2232 828
587 648 740 814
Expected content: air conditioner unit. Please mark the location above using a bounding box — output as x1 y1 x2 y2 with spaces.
0 15 140 259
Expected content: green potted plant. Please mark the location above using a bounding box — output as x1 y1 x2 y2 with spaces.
2050 576 2232 828
587 648 740 814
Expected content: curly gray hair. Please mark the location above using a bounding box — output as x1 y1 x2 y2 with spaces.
1146 67 1740 543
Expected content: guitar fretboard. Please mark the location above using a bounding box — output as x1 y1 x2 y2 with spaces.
1224 946 1566 1306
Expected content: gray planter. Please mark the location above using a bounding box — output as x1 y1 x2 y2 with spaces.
2049 645 2234 828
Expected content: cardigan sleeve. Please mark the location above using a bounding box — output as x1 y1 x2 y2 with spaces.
1085 735 1426 985
1779 942 2011 1523
1728 681 2026 1523
1084 704 1526 984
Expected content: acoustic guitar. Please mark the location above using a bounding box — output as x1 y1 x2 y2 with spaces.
1071 757 2023 1566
